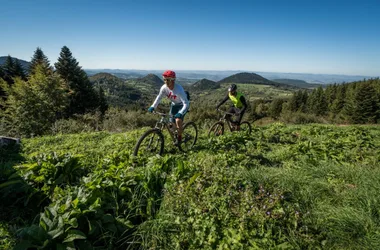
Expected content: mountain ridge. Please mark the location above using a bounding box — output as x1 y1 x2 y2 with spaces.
1 56 375 84
0 56 31 70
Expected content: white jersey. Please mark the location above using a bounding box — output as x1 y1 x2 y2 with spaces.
151 84 189 114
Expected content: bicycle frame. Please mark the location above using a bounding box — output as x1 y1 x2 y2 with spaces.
217 110 239 132
152 111 178 143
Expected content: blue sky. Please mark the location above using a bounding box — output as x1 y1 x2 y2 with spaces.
1 0 380 76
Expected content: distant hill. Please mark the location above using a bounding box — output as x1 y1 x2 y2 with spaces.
89 72 143 107
191 78 220 91
85 69 144 79
0 56 31 71
218 72 274 84
136 74 164 89
89 72 121 82
271 78 322 88
218 72 293 88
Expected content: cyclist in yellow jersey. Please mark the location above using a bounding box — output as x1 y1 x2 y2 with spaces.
216 84 248 129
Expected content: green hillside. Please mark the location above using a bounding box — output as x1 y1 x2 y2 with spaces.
190 78 220 92
89 72 143 107
136 73 163 89
1 124 380 249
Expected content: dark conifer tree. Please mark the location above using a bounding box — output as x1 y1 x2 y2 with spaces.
98 86 108 116
330 84 346 114
307 86 327 116
29 47 53 75
325 84 337 111
13 59 27 80
0 66 5 104
306 88 317 114
55 46 99 116
288 90 299 112
299 90 309 112
315 86 328 116
342 83 357 122
2 55 15 85
0 65 4 78
289 90 307 112
352 82 379 123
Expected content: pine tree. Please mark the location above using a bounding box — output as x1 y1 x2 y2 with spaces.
13 59 27 80
288 90 300 112
0 65 4 78
306 88 317 114
98 86 108 116
330 84 346 114
342 83 357 122
299 90 309 112
55 46 99 116
29 47 53 75
308 86 327 116
325 84 337 111
2 55 15 85
0 66 5 99
352 82 379 123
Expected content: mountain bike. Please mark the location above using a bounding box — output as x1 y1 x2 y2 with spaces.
208 109 252 137
133 111 198 157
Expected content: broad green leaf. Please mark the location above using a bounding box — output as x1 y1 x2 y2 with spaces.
63 229 87 243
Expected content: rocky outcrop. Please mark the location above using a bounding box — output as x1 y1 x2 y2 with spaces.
0 136 21 147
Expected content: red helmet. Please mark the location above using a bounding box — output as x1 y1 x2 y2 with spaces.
162 70 176 78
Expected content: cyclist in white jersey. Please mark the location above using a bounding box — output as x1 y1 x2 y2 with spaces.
148 70 189 144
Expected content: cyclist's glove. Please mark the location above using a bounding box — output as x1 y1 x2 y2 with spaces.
148 107 154 113
174 113 183 119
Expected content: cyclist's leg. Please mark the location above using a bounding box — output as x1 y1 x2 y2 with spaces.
229 107 241 124
176 110 187 141
226 106 235 123
237 109 245 125
169 104 176 123
171 104 187 141
236 109 245 130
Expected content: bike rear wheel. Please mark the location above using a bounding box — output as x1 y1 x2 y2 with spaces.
238 121 252 135
208 121 224 138
133 129 164 157
178 121 198 152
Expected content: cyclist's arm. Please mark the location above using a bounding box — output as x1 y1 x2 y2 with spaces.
178 92 190 115
240 95 248 113
151 86 166 108
216 95 229 109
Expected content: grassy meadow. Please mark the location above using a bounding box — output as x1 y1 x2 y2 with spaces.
1 123 380 249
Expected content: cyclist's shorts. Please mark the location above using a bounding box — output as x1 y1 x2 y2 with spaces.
170 104 187 122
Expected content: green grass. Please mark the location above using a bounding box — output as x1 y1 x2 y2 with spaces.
1 124 380 249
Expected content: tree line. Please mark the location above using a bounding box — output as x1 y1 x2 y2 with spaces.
252 79 380 124
0 47 108 136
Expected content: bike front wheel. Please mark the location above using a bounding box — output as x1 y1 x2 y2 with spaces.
133 129 164 157
238 121 252 135
208 121 224 138
179 121 198 152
